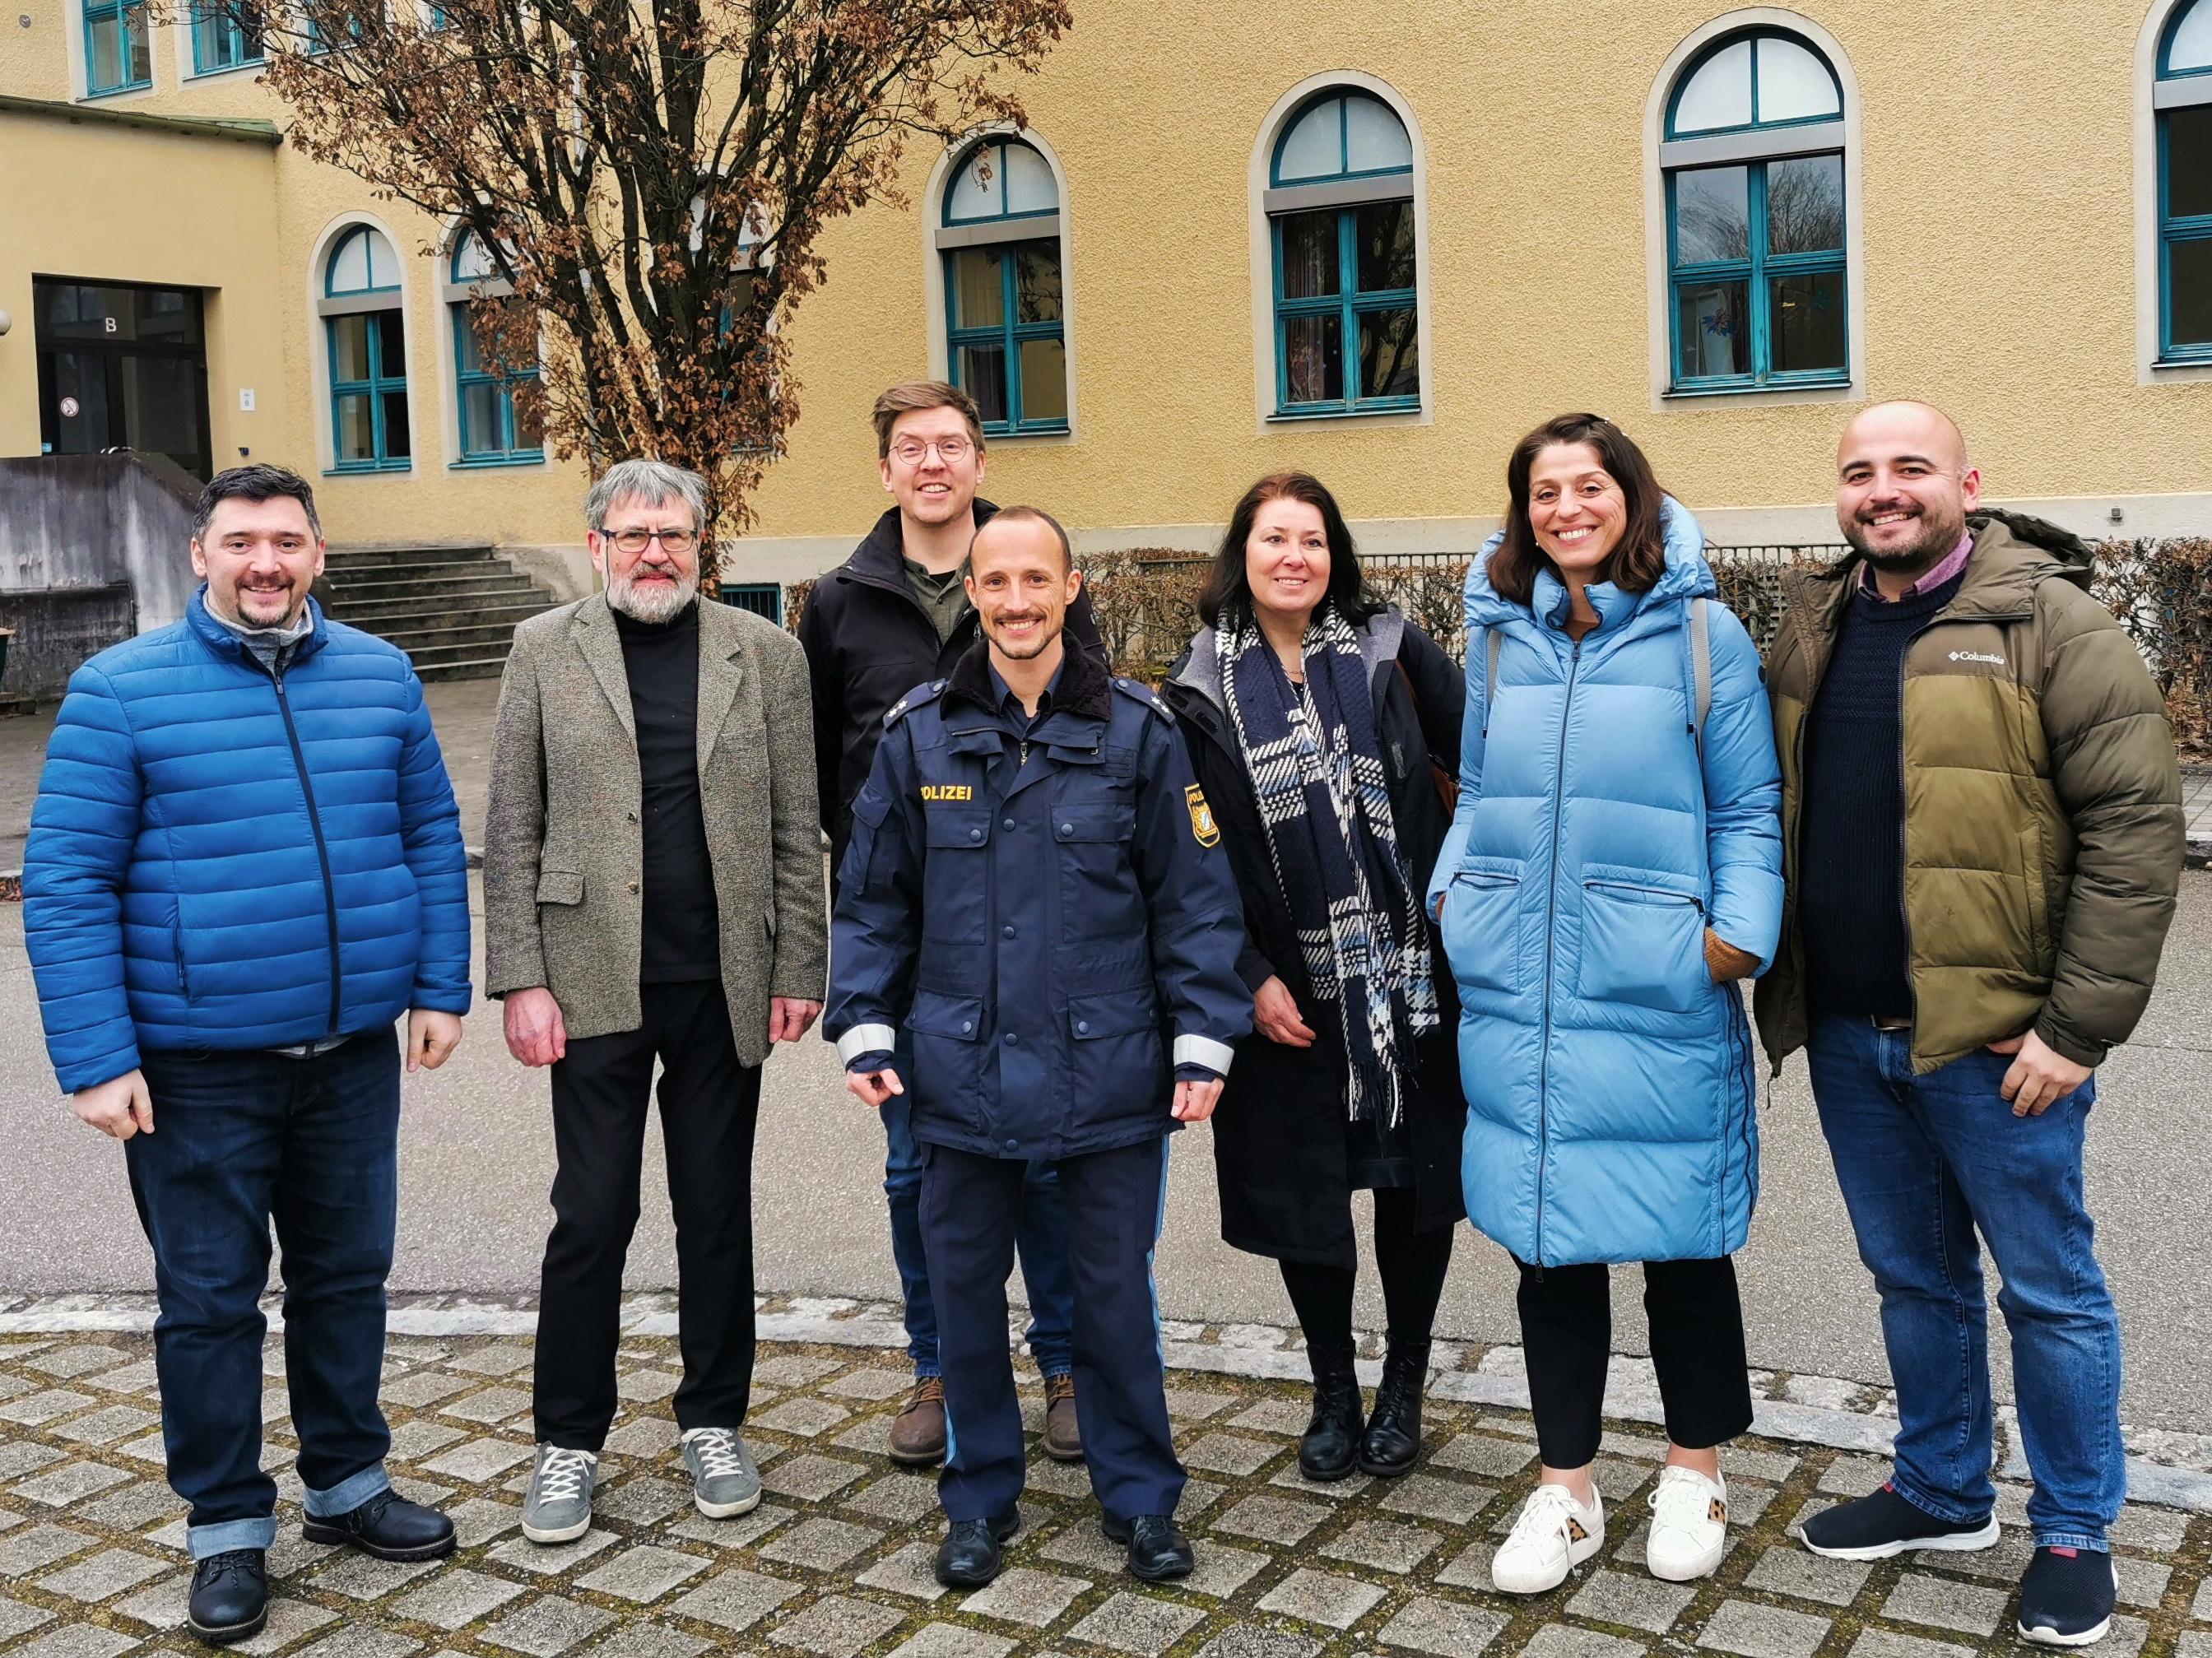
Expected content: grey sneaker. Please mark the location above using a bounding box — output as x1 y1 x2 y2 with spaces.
523 1444 598 1544
681 1427 762 1519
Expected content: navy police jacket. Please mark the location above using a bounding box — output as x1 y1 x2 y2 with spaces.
826 635 1252 1160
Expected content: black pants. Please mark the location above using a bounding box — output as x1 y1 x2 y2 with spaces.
535 980 761 1449
1515 1254 1753 1470
1279 1187 1455 1372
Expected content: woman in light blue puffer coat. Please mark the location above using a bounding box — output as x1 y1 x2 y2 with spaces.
1429 415 1782 1596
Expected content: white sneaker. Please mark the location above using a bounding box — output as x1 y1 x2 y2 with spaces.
1647 1465 1727 1581
1493 1481 1606 1595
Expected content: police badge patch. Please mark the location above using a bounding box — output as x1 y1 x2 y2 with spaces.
1186 785 1220 848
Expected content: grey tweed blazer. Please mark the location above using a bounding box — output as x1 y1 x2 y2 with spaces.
483 592 827 1065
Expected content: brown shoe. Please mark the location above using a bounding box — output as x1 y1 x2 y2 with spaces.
888 1377 947 1466
1041 1372 1083 1462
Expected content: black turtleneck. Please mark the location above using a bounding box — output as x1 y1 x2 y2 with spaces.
611 601 719 984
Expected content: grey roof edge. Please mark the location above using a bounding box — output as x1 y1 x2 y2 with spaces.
0 92 282 146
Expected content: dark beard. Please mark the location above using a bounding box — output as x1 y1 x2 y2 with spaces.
1843 508 1966 575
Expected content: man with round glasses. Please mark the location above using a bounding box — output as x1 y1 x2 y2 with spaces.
798 381 1105 1466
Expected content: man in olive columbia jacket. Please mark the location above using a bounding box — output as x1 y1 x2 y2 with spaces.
1759 402 2183 1647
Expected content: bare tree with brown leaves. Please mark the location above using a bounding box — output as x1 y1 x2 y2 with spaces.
250 0 1071 577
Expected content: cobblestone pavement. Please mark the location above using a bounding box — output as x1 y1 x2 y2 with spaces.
0 1324 2207 1658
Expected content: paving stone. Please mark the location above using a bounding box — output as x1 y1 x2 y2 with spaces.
294 1628 423 1658
311 1549 445 1599
830 1417 890 1456
1522 1628 1647 1658
603 1418 681 1459
391 1567 528 1629
1432 1433 1537 1479
854 1540 946 1601
382 1372 471 1409
758 1516 883 1569
665 1566 802 1630
1211 1493 1328 1545
887 1624 1017 1658
1226 1398 1313 1437
1907 1525 2035 1581
1696 1600 1832 1658
2196 1576 2212 1619
592 1626 713 1658
0 1443 67 1479
1022 1456 1093 1498
846 1475 939 1524
51 1406 159 1447
109 1433 165 1468
1845 1632 1977 1658
1066 1591 1206 1654
1161 1387 1238 1420
1722 1448 1802 1481
1268 1464 1372 1499
666 1502 792 1550
1435 1539 1495 1589
387 1420 470 1462
1599 1431 1667 1462
1194 1632 1324 1658
25 1348 126 1382
2109 1504 2190 1552
760 1453 864 1501
36 1545 169 1602
753 1356 843 1388
1182 1478 1225 1516
576 1544 711 1602
2114 1555 2172 1607
1568 1569 1698 1634
2177 1634 2212 1658
1816 1455 1890 1497
1880 1573 2011 1637
0 1524 99 1573
15 1628 142 1658
481 1595 616 1656
2104 1614 2152 1658
613 1370 680 1403
76 1483 184 1531
595 1476 690 1527
452 1343 537 1377
1323 1517 1441 1574
1744 1545 1872 1605
1181 1432 1278 1477
486 1528 620 1574
1183 1541 1267 1599
754 1398 853 1439
443 1496 523 1547
768 1593 904 1656
420 1437 534 1483
962 1565 1090 1626
441 1387 532 1425
108 1569 192 1630
1256 1567 1389 1629
91 1359 160 1396
11 1462 130 1507
0 1598 53 1638
1041 1520 1127 1575
822 1369 913 1402
1380 1473 1494 1524
1377 1595 1509 1656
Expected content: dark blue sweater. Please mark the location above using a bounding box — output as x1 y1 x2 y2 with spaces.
1798 570 1966 1019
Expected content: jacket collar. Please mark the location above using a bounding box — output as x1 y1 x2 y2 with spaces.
842 497 1002 589
187 584 331 666
945 625 1112 724
1466 497 1714 638
1788 509 2093 639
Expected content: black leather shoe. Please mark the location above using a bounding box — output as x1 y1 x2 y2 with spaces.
301 1488 456 1561
1358 1336 1429 1478
187 1549 267 1645
933 1509 1019 1589
1103 1512 1194 1581
1299 1364 1366 1482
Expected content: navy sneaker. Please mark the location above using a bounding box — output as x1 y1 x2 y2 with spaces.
2018 1545 2117 1646
1796 1482 2000 1560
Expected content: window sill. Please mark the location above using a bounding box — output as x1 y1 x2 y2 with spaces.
978 423 1071 441
1266 399 1423 423
81 81 156 100
187 59 266 81
323 462 414 476
1664 375 1852 400
450 453 547 470
2152 353 2212 369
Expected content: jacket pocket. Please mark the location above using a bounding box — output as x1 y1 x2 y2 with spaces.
1578 870 1708 1015
1439 857 1524 995
922 810 992 943
1055 799 1141 943
537 870 585 906
1067 986 1165 1130
908 990 988 1131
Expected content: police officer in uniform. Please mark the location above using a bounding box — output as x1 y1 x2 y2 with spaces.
828 505 1251 1590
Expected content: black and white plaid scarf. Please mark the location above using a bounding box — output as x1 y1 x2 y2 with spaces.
1218 601 1438 1126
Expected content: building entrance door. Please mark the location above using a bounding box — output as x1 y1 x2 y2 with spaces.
34 279 213 482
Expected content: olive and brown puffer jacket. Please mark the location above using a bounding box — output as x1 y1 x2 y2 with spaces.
1754 510 2185 1076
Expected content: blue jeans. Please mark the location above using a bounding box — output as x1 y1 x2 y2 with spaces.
1806 1013 2124 1552
883 1032 1074 1378
130 1029 402 1558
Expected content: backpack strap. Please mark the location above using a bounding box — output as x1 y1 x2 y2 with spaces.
1689 596 1712 756
1481 626 1502 737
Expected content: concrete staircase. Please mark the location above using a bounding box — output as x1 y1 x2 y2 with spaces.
318 543 560 682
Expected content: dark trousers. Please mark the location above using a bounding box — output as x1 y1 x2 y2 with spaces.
1514 1254 1753 1470
535 980 761 1449
1279 1187 1455 1371
131 1028 400 1558
922 1136 1182 1523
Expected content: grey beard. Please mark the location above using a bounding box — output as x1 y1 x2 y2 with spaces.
608 572 699 624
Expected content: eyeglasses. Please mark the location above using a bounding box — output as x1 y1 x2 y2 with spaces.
888 436 974 466
604 528 699 555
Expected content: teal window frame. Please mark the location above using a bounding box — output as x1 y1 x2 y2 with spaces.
940 138 1067 438
81 0 151 95
1663 30 1849 393
1266 91 1420 420
324 225 411 474
451 304 544 466
190 0 261 73
2157 0 2212 363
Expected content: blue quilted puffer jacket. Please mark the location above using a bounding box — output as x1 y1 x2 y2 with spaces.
24 589 472 1093
1427 503 1782 1266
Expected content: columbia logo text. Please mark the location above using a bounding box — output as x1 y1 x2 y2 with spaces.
1949 650 2005 666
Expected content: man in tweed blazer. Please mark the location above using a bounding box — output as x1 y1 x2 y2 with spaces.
484 459 826 1544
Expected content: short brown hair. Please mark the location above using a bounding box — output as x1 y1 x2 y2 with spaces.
970 504 1072 574
1488 413 1670 606
871 380 986 459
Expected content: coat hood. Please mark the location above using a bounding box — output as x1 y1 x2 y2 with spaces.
1465 497 1714 635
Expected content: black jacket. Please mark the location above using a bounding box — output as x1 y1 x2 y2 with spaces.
797 500 1105 878
1162 607 1469 1267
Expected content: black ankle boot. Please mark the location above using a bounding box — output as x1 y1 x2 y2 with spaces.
1299 1356 1364 1481
1358 1337 1429 1477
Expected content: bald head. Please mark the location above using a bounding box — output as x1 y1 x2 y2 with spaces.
1834 400 1981 585
1838 401 1969 474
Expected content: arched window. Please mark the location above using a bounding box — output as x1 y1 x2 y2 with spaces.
937 137 1066 434
1662 29 1847 390
447 230 543 465
2159 0 2212 360
1265 90 1418 416
321 225 411 471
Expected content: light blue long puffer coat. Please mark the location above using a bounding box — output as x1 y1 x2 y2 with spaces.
1428 503 1782 1266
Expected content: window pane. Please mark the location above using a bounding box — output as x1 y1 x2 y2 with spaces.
1672 39 1752 134
453 230 496 281
1676 281 1750 378
119 355 202 460
374 310 407 380
1344 95 1412 173
53 354 111 453
1003 143 1057 215
2169 105 2212 221
1357 308 1419 399
950 248 1005 330
454 309 485 374
1672 166 1750 265
1283 313 1343 403
1017 337 1066 424
382 390 411 458
957 343 1007 423
137 288 200 346
330 314 371 383
514 383 545 449
1754 35 1841 123
1280 211 1340 300
124 5 150 81
461 382 502 454
89 12 122 88
1276 97 1341 182
1014 243 1061 323
2172 236 2212 347
945 142 1002 223
335 392 374 461
2168 0 2212 72
1766 154 1844 254
1768 269 1847 374
1355 200 1415 292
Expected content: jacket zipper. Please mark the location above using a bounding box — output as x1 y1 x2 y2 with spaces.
271 666 344 1038
1533 634 1584 1269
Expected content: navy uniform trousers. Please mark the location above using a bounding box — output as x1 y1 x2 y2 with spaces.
921 1134 1182 1523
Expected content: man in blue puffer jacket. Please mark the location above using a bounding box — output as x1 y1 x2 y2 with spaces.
23 465 472 1646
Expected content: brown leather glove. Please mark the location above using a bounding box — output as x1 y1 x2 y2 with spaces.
1704 928 1760 984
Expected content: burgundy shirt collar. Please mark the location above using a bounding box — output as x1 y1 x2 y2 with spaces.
1861 532 1973 601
